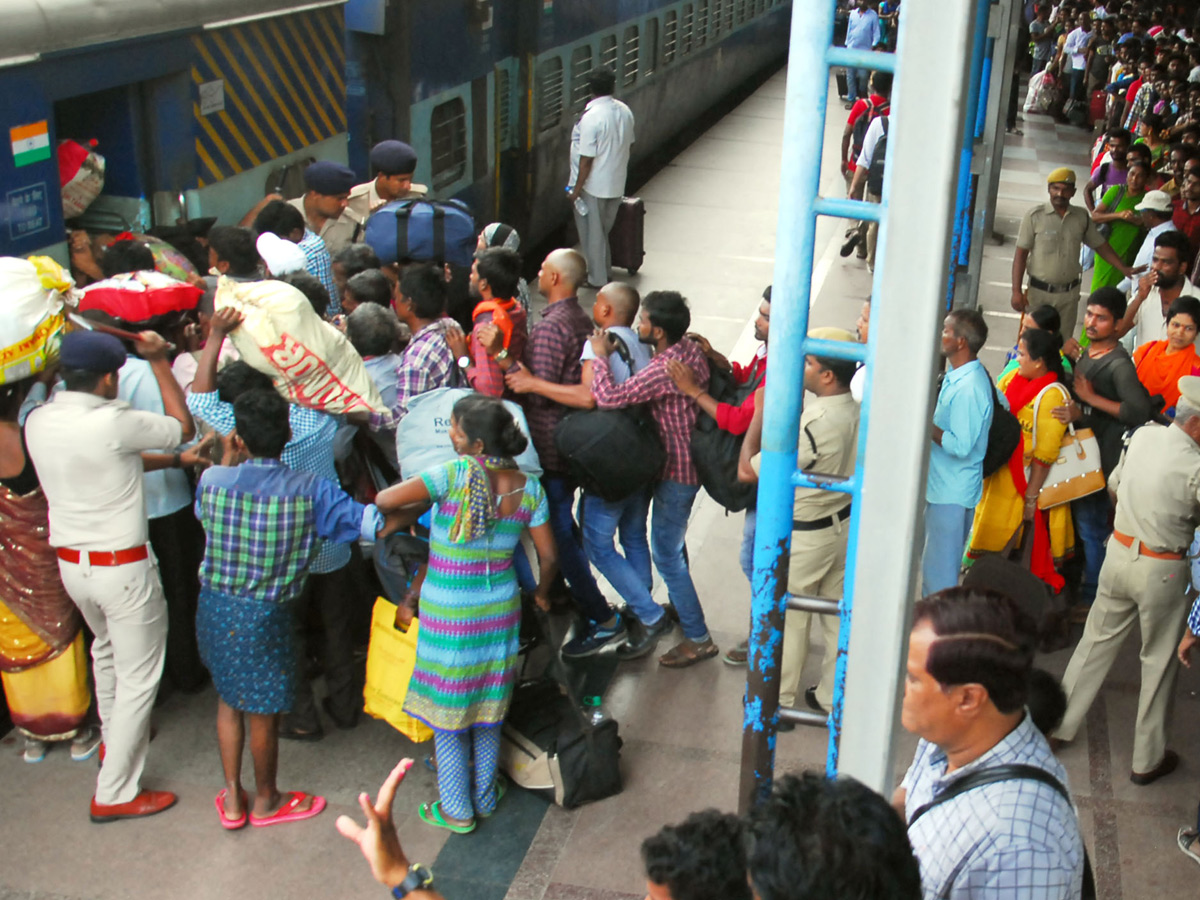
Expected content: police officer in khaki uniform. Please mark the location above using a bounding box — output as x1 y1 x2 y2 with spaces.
1053 375 1200 785
1012 167 1139 338
742 327 860 724
345 140 428 226
288 161 358 256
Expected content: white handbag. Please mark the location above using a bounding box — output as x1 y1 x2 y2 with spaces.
1030 384 1106 509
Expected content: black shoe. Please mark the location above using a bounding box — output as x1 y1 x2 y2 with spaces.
616 612 675 660
1131 750 1179 786
322 696 359 731
840 233 861 257
804 687 827 715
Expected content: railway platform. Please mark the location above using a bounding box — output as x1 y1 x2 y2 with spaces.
2 67 1199 900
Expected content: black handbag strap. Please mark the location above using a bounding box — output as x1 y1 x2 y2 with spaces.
908 763 1095 900
393 200 447 265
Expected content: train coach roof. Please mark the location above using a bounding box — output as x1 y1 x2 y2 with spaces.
0 0 345 68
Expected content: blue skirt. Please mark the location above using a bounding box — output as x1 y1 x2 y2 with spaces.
196 589 295 715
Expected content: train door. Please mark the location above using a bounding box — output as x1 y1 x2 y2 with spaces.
492 58 522 226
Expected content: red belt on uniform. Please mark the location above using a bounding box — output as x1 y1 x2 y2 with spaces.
1111 530 1184 561
56 545 150 566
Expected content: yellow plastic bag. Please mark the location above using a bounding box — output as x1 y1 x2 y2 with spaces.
363 597 433 743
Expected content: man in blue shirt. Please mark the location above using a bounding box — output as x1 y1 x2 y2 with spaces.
923 309 993 596
844 0 883 108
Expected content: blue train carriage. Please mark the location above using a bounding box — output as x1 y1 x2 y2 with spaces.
0 0 350 263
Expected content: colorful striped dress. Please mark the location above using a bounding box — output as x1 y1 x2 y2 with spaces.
403 457 548 732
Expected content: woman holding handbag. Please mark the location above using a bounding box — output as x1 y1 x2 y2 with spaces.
967 329 1075 591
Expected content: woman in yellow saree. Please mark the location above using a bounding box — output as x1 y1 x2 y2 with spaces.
967 329 1074 591
1 377 96 763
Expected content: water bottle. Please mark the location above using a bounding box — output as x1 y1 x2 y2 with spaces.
583 695 605 725
567 185 588 216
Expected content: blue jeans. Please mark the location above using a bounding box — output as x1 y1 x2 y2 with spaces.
543 475 611 623
740 508 757 583
1072 490 1113 606
652 481 708 642
922 502 974 597
845 66 866 102
580 489 660 626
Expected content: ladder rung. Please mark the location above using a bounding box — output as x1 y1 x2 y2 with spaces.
791 471 856 494
813 196 882 224
825 46 897 73
801 335 867 362
786 594 839 616
779 705 827 728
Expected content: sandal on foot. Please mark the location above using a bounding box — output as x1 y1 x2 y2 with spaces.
418 800 476 834
1179 827 1200 867
659 638 719 669
215 789 249 831
249 791 326 827
477 777 507 818
71 728 102 762
23 738 47 764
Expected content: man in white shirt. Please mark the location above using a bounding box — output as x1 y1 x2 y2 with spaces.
568 68 636 288
1064 14 1095 101
1116 190 1178 294
25 331 197 823
1118 230 1200 348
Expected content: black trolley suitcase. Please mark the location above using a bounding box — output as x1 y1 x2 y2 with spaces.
607 196 645 274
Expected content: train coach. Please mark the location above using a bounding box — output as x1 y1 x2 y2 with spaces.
0 0 790 263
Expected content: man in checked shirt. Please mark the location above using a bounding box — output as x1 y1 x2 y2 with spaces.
589 290 717 667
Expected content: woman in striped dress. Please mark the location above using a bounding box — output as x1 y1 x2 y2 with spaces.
375 395 556 833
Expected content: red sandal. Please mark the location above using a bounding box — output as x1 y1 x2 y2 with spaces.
215 789 249 831
249 791 326 827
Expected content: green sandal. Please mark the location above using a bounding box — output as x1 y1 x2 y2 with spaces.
418 800 476 834
477 776 507 818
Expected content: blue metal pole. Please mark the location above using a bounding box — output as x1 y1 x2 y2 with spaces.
737 0 834 814
976 39 996 139
945 0 993 308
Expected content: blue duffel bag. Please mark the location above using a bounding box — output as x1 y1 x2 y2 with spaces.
364 198 477 267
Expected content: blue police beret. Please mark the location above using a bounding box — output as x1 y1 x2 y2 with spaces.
303 161 356 196
60 331 126 373
370 140 418 176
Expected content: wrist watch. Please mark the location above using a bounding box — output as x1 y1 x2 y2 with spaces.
495 347 509 361
457 355 470 369
391 864 434 899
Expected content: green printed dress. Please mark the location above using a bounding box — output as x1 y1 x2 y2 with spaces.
402 457 548 732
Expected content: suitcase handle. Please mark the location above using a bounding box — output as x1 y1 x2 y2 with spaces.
393 200 448 265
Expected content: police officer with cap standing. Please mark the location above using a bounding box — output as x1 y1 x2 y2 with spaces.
346 140 428 225
737 327 860 723
1053 375 1200 786
25 330 202 821
1012 166 1141 338
289 160 358 255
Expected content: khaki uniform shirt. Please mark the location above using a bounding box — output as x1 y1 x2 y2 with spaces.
288 196 362 257
752 392 860 521
1109 422 1200 552
345 179 428 226
1016 201 1105 285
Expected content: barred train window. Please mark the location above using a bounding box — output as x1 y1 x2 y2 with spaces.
663 11 678 65
696 0 708 47
571 45 593 112
712 0 723 39
430 98 467 188
644 18 658 77
623 26 639 87
600 33 618 73
682 5 694 55
538 57 564 132
495 68 512 149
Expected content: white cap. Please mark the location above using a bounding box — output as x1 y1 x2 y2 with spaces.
1135 189 1174 214
256 232 307 276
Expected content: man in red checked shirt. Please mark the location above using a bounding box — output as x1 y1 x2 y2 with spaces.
840 71 892 260
667 286 770 666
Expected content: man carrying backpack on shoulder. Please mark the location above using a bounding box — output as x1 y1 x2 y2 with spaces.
849 92 892 275
841 71 892 264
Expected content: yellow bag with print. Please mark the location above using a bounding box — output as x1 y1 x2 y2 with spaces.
0 256 72 385
363 597 433 743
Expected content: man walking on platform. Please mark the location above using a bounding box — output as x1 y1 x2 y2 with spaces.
842 0 882 108
1053 376 1200 787
568 68 635 288
1013 167 1139 339
25 331 197 822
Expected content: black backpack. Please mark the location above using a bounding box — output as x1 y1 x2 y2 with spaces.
981 381 1022 478
690 357 765 512
553 336 665 502
866 117 889 196
851 98 888 160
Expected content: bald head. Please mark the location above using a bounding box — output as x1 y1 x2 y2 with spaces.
538 248 588 302
598 282 640 326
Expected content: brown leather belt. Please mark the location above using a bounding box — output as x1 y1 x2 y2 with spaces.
1112 530 1183 561
56 545 150 566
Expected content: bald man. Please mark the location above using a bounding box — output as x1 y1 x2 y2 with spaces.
484 249 626 655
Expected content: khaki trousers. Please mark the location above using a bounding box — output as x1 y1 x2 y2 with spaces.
780 521 848 710
1027 284 1082 339
58 553 167 805
1053 537 1191 773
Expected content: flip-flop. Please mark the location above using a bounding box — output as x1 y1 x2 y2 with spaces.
477 777 507 818
659 638 719 669
418 800 476 834
215 789 249 831
249 791 326 827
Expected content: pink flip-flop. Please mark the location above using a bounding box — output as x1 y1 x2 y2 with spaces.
215 789 248 831
249 791 326 827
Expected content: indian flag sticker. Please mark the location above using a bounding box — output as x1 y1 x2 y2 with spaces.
11 121 51 168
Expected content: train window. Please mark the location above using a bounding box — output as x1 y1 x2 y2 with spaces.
623 26 639 87
537 57 564 132
430 98 468 188
600 34 619 73
643 19 657 78
711 0 722 39
696 0 708 46
682 4 694 54
570 45 593 112
663 11 677 65
496 68 513 149
736 0 746 24
724 0 734 31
